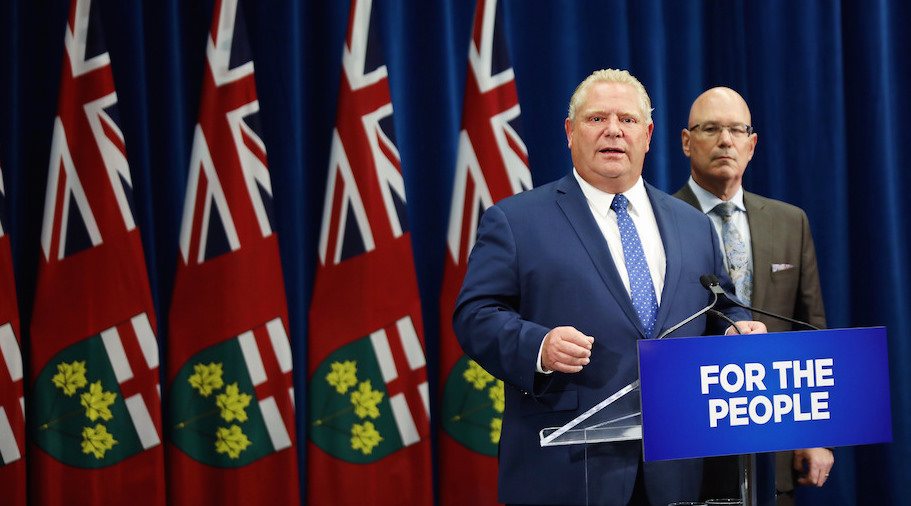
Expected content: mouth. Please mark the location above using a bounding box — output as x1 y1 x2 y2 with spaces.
599 147 625 155
713 150 734 162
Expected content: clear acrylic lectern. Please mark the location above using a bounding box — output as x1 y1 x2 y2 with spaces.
538 379 758 506
539 380 642 447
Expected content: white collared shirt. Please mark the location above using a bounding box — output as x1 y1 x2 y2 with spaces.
573 170 666 303
686 177 753 272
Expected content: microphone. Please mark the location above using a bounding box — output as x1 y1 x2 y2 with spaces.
700 274 821 331
653 289 718 340
700 274 726 297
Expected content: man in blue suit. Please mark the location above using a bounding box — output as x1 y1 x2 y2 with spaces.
453 69 767 506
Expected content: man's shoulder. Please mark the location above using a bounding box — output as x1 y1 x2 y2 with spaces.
495 173 574 209
650 183 708 220
744 191 810 220
670 184 691 200
670 182 700 209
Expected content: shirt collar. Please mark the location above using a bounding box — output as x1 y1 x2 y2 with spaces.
687 176 745 213
573 169 649 218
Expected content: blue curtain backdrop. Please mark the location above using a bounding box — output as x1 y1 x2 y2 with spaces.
2 1 909 504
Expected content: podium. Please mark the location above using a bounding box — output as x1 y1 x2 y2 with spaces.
539 379 642 446
539 327 892 505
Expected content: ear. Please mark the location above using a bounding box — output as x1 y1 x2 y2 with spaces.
745 132 758 162
681 128 692 157
644 122 654 152
564 117 574 148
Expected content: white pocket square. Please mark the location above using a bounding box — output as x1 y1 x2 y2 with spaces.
771 263 794 273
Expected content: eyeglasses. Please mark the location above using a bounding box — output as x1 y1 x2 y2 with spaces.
687 122 754 138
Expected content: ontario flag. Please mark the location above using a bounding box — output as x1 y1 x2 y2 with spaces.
165 0 300 504
0 161 25 506
306 0 432 504
27 1 165 505
438 0 531 504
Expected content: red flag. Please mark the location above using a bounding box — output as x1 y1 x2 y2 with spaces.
306 0 432 504
0 162 25 506
438 1 530 504
165 0 300 504
28 1 165 504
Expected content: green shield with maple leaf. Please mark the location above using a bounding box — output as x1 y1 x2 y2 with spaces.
309 337 405 463
167 339 275 467
440 354 503 456
31 336 145 468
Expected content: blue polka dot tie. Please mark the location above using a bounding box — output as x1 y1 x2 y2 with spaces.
714 201 753 305
611 194 658 338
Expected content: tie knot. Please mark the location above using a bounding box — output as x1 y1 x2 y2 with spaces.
611 194 630 213
714 201 735 218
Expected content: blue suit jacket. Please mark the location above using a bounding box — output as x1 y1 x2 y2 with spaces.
453 174 750 506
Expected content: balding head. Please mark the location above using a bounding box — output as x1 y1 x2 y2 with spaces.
688 87 752 128
682 87 758 200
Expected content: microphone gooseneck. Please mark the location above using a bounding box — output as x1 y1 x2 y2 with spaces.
707 309 742 334
653 290 718 340
701 274 821 331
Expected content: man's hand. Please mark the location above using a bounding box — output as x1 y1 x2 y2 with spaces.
541 326 594 373
726 320 767 335
794 447 834 487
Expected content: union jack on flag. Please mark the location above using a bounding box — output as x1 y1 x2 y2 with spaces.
28 1 165 505
438 1 530 504
40 43 138 261
176 4 275 267
166 0 299 505
307 0 432 504
0 161 25 506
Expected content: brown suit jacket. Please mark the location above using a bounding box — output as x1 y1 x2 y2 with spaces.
674 183 827 500
673 184 826 331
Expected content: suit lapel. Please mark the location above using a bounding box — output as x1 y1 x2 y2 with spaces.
646 184 680 336
744 192 771 309
554 175 646 337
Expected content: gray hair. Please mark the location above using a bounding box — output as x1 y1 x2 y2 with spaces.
567 69 653 125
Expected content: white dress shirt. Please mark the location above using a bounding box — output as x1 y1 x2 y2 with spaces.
574 170 666 302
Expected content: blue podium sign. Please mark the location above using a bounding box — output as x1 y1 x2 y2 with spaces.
638 327 892 462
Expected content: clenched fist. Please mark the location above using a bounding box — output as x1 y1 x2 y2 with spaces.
541 326 594 373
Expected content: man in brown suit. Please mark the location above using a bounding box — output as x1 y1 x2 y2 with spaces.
674 87 834 505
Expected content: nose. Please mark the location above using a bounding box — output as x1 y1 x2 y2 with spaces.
602 117 622 137
717 126 734 145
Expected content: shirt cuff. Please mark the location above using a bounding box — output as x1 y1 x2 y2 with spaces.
536 332 553 374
